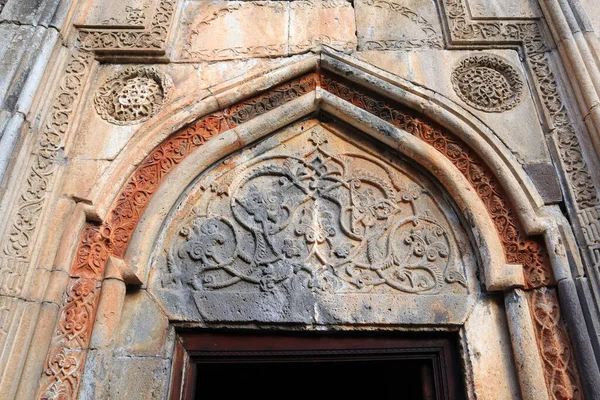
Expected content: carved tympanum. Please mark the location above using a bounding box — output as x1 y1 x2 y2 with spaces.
94 66 173 125
451 54 524 113
160 124 470 300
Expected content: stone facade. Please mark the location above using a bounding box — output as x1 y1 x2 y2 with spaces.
0 0 599 399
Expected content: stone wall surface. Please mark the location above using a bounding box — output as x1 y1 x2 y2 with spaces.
0 0 599 399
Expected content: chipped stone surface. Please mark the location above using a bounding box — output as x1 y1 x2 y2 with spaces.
0 0 62 25
462 295 522 399
0 0 597 398
114 290 171 357
174 1 289 61
106 356 171 399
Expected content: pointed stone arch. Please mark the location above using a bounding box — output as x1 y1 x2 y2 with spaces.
36 49 582 399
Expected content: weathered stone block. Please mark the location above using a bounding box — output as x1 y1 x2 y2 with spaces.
114 290 170 357
152 121 478 325
107 356 170 400
355 0 443 51
289 0 356 54
467 0 541 18
0 24 36 107
175 1 288 61
62 158 111 202
523 162 563 204
463 295 521 399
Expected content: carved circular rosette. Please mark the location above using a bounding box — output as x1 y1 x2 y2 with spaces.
94 66 173 125
451 54 524 113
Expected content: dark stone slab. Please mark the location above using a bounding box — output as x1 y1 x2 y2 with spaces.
523 161 563 204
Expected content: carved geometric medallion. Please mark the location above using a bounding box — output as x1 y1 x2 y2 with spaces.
94 66 173 125
451 54 524 113
152 121 477 324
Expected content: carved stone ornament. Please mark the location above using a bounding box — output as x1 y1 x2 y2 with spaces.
94 66 173 125
451 54 524 113
155 123 475 324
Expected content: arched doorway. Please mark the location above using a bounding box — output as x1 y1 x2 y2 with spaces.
37 52 580 400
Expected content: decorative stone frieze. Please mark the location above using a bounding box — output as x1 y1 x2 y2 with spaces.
440 1 592 394
39 278 100 400
289 0 357 53
177 1 289 61
0 0 593 396
94 66 173 125
37 74 318 397
35 60 582 399
451 54 524 112
442 0 600 276
100 6 148 27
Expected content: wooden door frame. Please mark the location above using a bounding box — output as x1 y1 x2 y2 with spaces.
169 331 465 400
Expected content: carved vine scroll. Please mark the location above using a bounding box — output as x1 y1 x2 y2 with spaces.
443 0 599 295
528 288 582 399
163 127 468 297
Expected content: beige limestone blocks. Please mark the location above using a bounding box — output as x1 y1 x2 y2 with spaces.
289 0 356 53
174 0 357 61
467 0 541 18
355 0 443 50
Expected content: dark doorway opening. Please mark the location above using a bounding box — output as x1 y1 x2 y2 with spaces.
171 332 466 400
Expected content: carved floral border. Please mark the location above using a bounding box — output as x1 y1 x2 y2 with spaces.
19 1 588 398
321 72 552 288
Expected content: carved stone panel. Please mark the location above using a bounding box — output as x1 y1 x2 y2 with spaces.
355 0 443 50
175 1 288 61
150 120 478 325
